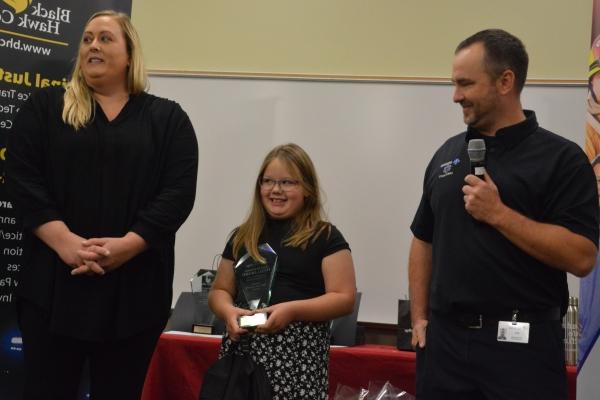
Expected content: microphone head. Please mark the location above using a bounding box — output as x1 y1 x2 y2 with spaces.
467 139 486 162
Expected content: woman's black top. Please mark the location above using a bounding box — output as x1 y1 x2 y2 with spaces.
6 87 198 341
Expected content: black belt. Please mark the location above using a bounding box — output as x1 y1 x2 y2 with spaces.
440 308 561 329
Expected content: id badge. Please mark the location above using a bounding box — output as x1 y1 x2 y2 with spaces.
497 321 530 343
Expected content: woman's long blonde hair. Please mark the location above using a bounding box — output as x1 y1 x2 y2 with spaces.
62 10 148 130
232 143 329 262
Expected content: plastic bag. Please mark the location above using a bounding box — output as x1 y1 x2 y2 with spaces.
368 381 415 400
333 381 415 400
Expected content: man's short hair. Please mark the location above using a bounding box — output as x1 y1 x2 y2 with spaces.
456 29 529 94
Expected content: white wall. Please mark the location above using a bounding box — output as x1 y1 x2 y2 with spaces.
148 75 587 324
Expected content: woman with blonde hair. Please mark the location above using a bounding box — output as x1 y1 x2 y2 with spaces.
6 10 198 399
209 143 356 399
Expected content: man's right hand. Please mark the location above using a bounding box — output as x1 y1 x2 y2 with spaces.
411 319 428 349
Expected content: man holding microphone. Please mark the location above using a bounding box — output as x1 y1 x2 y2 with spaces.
409 29 599 399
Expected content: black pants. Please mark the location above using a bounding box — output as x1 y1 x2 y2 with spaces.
17 299 164 400
416 312 567 400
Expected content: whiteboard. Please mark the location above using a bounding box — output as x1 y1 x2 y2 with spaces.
148 75 587 324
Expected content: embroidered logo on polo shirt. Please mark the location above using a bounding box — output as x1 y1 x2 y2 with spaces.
438 158 460 179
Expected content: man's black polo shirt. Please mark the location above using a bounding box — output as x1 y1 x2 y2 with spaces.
411 110 599 315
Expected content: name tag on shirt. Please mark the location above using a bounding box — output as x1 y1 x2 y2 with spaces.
497 321 530 343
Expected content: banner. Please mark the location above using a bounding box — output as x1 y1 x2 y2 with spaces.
580 0 600 371
0 1 131 398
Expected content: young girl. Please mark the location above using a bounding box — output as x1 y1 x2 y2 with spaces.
209 143 356 399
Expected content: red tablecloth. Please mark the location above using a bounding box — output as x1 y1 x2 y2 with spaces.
142 332 576 400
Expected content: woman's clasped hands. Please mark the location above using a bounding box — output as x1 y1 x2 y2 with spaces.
69 233 147 276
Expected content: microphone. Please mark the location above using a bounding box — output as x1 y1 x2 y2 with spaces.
467 139 486 179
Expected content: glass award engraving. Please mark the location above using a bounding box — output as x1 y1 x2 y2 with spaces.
234 243 278 328
190 269 217 334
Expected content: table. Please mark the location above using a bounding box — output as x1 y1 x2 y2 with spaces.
142 332 576 400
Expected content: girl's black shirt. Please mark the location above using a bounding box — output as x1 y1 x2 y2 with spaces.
222 218 350 305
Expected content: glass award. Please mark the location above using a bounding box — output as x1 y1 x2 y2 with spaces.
234 243 278 328
190 269 217 334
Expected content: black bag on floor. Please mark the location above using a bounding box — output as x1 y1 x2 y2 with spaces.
198 340 272 400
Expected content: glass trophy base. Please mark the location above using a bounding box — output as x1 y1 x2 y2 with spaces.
239 312 267 328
